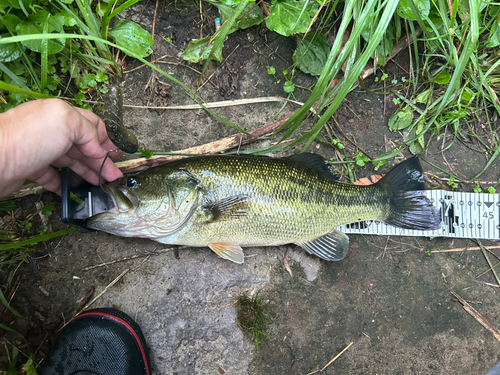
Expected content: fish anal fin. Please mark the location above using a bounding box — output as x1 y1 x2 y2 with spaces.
288 153 339 181
209 243 245 264
203 195 250 223
296 229 349 261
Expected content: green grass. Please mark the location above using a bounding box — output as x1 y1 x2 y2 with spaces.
0 0 498 178
234 291 270 348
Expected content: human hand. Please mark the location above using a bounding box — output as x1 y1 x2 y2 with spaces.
0 99 124 197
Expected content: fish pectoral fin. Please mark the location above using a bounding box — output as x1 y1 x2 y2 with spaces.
208 242 245 264
203 195 250 223
296 229 349 261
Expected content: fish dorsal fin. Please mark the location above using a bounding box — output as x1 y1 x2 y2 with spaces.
288 153 339 181
296 229 349 261
203 195 250 222
209 243 245 263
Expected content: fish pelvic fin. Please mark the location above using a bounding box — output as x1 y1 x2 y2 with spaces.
377 156 440 230
296 229 349 261
209 243 245 264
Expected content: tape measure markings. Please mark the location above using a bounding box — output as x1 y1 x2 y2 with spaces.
337 190 500 240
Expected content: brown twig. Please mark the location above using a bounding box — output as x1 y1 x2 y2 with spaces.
451 291 500 342
116 111 297 174
306 342 354 374
80 268 130 312
478 240 500 287
82 247 178 270
430 245 500 253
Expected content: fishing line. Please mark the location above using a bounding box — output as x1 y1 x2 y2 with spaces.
99 149 120 191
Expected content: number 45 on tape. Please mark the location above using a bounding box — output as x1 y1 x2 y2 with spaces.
338 190 500 240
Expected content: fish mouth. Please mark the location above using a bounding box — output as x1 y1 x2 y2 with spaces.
101 182 136 214
84 182 137 231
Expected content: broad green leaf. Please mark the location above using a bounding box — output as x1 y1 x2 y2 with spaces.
266 0 318 36
29 10 65 32
409 139 424 154
397 0 430 21
2 14 22 34
16 20 65 54
41 204 55 216
388 107 413 131
409 122 425 155
433 71 451 84
56 10 79 27
414 88 431 104
181 36 223 63
283 80 295 93
6 0 20 9
219 0 244 4
460 88 475 104
76 73 97 89
0 38 22 62
293 32 330 76
0 0 11 14
139 149 155 159
108 19 153 58
212 1 263 31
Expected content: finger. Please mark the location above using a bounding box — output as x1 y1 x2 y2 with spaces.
57 145 123 182
74 107 123 156
99 156 123 182
51 155 100 186
68 111 108 160
29 167 62 196
74 107 109 142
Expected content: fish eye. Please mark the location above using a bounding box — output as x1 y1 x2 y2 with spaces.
127 177 139 188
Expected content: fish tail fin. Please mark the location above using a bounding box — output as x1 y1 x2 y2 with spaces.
377 156 440 230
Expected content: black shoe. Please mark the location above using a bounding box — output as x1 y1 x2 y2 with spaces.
41 308 151 375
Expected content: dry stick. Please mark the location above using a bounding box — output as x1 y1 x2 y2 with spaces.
430 245 500 253
3 183 44 201
476 261 500 279
306 342 354 375
123 97 304 111
115 112 298 173
478 240 500 287
303 0 328 38
451 291 500 342
81 268 130 311
82 247 178 270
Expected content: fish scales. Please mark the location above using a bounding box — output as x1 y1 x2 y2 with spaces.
133 156 389 246
86 154 439 263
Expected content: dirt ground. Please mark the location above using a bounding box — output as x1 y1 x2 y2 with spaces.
1 1 500 374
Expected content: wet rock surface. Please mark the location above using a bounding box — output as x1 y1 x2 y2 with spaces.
2 1 500 374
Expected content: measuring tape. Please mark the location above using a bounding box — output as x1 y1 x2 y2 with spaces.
338 190 500 240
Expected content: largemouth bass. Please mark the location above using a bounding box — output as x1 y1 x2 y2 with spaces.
85 154 439 263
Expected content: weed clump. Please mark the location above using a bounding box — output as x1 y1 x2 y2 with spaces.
234 291 270 348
